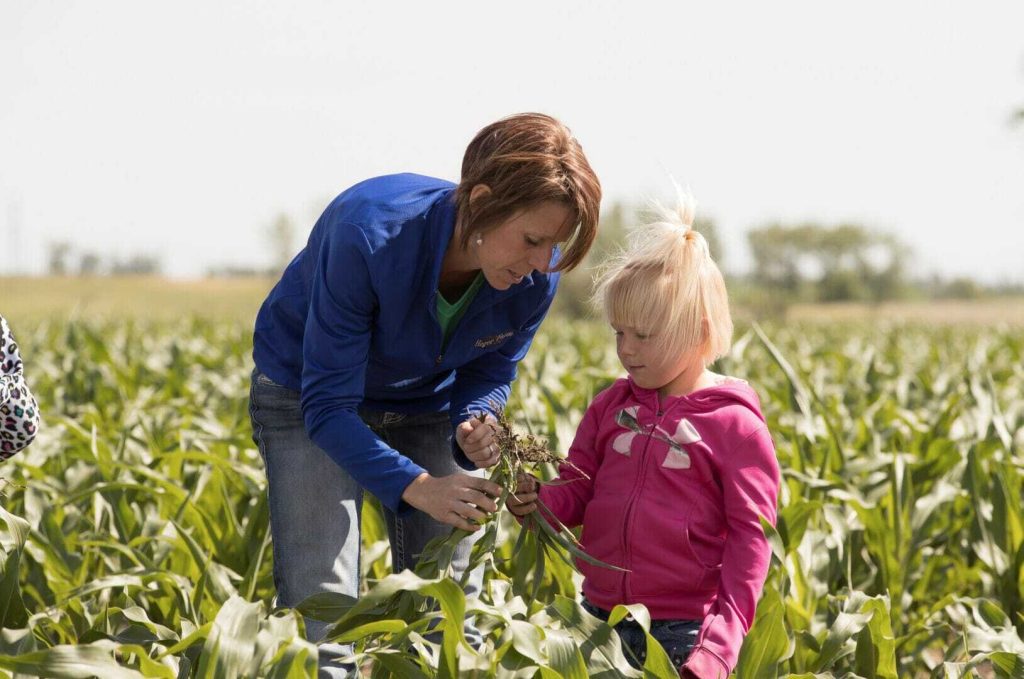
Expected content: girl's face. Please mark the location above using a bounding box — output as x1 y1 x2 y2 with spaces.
476 202 573 290
613 324 705 398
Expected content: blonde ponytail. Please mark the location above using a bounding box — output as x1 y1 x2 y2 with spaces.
594 188 732 365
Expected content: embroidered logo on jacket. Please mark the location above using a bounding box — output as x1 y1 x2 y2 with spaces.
612 407 700 469
475 330 514 349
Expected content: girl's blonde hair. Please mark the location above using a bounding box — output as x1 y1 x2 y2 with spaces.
594 187 733 365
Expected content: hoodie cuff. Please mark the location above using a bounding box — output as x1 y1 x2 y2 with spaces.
682 646 729 679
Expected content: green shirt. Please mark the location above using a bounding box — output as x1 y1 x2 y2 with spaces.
436 273 485 347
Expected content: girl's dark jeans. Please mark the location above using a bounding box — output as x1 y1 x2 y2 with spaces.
582 599 701 671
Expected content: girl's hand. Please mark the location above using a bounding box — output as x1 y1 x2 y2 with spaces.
456 414 500 468
401 472 503 532
507 472 539 516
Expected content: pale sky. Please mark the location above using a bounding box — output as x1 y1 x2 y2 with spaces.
2 1 1023 282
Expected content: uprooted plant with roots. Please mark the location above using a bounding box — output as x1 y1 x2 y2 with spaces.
415 408 625 592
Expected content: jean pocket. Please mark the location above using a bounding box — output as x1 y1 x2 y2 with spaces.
252 373 302 413
652 621 700 669
656 621 701 640
256 373 281 387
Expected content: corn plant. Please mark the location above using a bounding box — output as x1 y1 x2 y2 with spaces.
0 317 1020 677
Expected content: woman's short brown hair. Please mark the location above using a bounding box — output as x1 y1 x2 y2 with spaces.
455 113 601 272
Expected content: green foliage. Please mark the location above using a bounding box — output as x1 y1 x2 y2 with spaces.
551 200 724 320
747 222 908 305
0 318 1022 676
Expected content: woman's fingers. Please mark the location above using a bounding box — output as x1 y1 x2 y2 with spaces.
460 487 499 513
463 415 496 445
452 502 487 524
443 509 481 532
469 443 500 468
457 416 500 467
455 420 475 446
464 444 499 468
465 475 503 499
442 498 492 530
403 473 502 528
402 472 510 530
438 475 504 528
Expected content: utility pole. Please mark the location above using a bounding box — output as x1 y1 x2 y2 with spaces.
5 199 23 276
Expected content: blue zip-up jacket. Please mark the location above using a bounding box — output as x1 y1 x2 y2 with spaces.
253 173 559 514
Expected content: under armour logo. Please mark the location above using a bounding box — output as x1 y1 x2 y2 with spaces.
611 407 700 469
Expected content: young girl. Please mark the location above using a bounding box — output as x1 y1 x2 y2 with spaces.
1 314 40 457
508 194 779 679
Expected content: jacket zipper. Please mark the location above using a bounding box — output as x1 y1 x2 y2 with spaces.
620 405 668 601
430 276 527 366
427 291 445 365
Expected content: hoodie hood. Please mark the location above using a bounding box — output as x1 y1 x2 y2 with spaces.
625 373 767 425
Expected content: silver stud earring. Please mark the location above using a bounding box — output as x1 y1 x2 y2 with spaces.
475 234 483 246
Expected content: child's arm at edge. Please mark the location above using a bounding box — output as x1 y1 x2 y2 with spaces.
683 426 780 679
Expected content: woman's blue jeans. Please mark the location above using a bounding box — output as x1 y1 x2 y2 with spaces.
248 371 484 678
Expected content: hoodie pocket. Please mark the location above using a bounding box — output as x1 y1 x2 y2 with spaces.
628 512 714 598
682 524 724 591
578 498 628 597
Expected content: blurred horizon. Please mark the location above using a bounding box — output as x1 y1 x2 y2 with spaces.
2 1 1023 284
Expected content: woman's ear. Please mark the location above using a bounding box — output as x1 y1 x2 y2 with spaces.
469 184 491 204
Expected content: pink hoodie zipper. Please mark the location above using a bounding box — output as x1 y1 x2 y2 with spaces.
619 403 671 602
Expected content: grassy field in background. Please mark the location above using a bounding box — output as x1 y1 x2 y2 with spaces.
3 276 1024 327
785 298 1024 325
0 276 277 326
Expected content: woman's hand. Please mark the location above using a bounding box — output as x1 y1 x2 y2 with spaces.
401 472 503 532
455 414 500 468
507 472 539 516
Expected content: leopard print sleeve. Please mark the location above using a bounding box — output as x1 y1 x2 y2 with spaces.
1 314 40 457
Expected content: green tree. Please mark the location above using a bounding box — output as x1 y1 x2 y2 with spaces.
46 241 72 276
747 223 815 296
550 201 727 320
694 215 723 265
267 213 296 275
550 201 634 319
747 222 907 304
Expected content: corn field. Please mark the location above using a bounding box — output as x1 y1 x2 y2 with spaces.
0 318 1022 678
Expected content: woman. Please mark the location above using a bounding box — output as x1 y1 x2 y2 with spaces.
249 113 601 676
1 314 40 458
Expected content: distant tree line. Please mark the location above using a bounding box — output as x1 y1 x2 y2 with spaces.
46 241 162 276
746 222 906 303
551 201 1016 320
42 211 300 279
207 212 298 278
41 201 1015 316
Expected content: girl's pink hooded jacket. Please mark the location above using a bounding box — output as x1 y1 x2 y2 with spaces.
538 376 780 678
